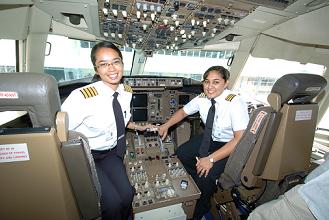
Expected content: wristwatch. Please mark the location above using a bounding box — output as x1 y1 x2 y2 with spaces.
208 156 214 163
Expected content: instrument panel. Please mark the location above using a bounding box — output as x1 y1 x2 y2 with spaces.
97 0 295 52
125 76 197 124
124 76 201 218
125 131 200 218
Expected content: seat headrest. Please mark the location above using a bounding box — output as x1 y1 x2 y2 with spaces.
271 73 327 105
0 72 60 127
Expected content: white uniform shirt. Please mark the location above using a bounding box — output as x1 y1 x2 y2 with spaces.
61 81 132 151
298 158 329 220
183 89 249 142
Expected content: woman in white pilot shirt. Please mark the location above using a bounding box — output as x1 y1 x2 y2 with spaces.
158 65 249 220
62 41 153 220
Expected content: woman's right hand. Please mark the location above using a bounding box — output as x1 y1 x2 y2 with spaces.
158 124 168 140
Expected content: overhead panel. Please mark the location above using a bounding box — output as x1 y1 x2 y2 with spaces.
97 0 296 53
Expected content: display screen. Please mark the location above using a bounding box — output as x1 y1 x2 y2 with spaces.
132 109 148 122
179 95 190 105
132 94 148 107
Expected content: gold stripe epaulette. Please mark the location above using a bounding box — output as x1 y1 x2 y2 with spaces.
225 94 236 102
124 84 133 93
80 86 99 99
198 93 206 98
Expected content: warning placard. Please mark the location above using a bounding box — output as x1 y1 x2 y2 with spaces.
0 143 30 163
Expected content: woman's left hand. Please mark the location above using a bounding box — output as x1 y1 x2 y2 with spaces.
139 123 158 132
196 157 213 177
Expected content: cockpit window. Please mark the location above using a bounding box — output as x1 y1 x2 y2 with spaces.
44 34 234 83
143 49 234 81
234 55 326 106
0 39 16 72
44 35 134 83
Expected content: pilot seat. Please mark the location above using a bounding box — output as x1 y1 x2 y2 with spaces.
0 72 101 220
210 73 327 219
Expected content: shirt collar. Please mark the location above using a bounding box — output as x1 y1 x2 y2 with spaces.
214 89 229 103
97 81 124 96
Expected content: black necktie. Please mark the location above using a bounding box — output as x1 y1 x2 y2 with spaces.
199 98 216 157
113 92 126 159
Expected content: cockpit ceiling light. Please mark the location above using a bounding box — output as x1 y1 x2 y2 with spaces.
172 14 177 21
191 19 195 26
175 20 179 27
170 26 175 31
111 33 116 38
174 37 178 41
102 8 108 16
218 17 222 23
191 30 195 36
104 32 109 37
136 11 141 19
136 2 141 10
151 13 155 21
143 24 147 30
163 19 168 25
143 3 148 12
203 20 207 27
156 5 161 13
122 11 127 18
143 13 147 19
180 29 185 35
112 9 118 17
224 18 229 25
118 33 123 38
202 31 206 37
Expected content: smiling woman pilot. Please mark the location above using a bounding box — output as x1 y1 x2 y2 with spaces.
158 65 249 220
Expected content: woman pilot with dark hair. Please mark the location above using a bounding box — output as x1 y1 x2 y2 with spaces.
159 65 249 220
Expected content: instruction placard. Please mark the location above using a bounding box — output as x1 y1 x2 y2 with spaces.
295 110 312 121
0 143 30 163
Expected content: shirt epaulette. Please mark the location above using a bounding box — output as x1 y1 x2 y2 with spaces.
80 86 99 99
198 93 206 98
124 84 133 93
225 94 236 102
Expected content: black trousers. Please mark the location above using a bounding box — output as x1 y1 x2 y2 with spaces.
92 149 134 220
176 135 228 220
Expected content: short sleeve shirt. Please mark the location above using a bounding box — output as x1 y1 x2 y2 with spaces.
61 81 132 151
183 89 249 142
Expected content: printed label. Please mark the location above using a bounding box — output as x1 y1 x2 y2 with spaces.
250 111 267 134
0 143 30 163
0 91 18 99
295 110 312 121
